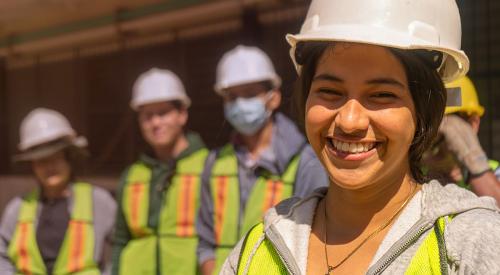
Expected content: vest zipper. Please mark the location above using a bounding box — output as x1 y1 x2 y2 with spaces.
367 221 432 275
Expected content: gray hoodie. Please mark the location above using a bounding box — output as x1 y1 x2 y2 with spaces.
221 181 500 274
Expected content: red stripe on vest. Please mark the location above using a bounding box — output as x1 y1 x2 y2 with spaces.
263 180 284 213
214 176 228 244
68 221 86 272
130 183 144 236
177 175 195 237
18 222 31 275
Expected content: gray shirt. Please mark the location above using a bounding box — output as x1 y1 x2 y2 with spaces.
196 113 329 264
0 183 117 275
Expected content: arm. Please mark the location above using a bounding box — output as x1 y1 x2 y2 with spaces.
196 151 218 275
440 115 500 205
110 172 132 275
92 187 117 275
293 145 330 198
468 171 500 205
0 198 22 275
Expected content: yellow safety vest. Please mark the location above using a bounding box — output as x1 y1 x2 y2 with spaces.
237 216 452 275
7 182 99 275
119 148 208 275
210 144 300 274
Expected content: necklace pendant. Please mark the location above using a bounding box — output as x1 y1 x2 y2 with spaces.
325 265 334 275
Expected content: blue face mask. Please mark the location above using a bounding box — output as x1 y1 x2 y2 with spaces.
224 94 272 136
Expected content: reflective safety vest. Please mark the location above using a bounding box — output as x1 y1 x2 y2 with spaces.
236 216 453 275
7 182 99 275
211 144 301 273
119 148 209 275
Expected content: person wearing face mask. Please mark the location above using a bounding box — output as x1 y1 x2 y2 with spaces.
0 108 116 275
111 68 209 275
196 45 328 275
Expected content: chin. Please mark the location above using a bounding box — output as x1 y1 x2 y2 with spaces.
41 176 66 188
322 159 386 191
329 171 375 190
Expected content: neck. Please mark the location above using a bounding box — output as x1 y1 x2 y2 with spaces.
240 119 274 160
42 183 70 201
154 134 189 162
325 171 417 234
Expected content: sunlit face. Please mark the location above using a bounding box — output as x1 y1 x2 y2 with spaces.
138 101 187 150
305 43 417 190
32 151 71 189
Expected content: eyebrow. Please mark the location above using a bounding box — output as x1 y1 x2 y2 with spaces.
313 73 405 88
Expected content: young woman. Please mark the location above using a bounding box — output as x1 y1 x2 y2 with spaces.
0 108 116 275
221 0 500 274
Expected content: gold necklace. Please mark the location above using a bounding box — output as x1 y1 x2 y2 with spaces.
323 183 417 275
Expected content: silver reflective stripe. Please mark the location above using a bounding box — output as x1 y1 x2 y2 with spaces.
446 87 462 107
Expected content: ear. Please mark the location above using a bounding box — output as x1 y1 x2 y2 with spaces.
267 89 282 111
468 115 480 134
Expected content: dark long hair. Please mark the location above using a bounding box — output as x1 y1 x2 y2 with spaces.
292 42 446 183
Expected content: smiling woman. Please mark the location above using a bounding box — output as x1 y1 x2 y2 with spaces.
220 0 500 274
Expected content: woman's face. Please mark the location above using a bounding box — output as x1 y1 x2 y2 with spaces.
305 43 416 190
32 150 72 189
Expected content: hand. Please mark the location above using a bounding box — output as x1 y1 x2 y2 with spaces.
439 115 490 176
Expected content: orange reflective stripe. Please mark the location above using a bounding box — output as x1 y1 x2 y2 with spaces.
214 176 229 244
130 182 146 236
18 222 31 275
176 175 196 237
67 221 86 272
262 180 284 213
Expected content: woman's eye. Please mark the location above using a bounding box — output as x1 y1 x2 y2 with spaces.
318 88 342 96
372 92 397 98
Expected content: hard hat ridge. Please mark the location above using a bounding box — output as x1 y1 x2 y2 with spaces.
131 68 191 110
287 0 470 82
214 45 282 94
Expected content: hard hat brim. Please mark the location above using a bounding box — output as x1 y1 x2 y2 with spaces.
286 25 469 82
12 136 88 162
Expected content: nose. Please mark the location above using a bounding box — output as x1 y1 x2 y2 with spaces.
149 113 162 126
334 99 369 135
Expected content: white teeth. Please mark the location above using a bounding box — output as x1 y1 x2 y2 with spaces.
342 142 349 152
330 139 375 154
357 143 364 153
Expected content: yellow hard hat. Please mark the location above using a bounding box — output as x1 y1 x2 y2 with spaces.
445 76 484 117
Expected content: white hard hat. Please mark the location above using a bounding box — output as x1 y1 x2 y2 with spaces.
214 45 282 94
20 108 76 151
130 68 191 110
286 0 469 82
13 108 88 164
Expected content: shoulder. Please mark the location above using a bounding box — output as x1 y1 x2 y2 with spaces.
91 185 117 212
202 146 229 171
297 145 317 163
0 196 25 238
264 188 325 226
1 197 24 222
444 207 500 272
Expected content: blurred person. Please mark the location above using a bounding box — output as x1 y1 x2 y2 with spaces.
0 108 116 275
196 45 328 275
111 68 208 275
422 76 500 204
220 0 500 274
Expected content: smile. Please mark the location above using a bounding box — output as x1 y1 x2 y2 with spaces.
330 139 376 154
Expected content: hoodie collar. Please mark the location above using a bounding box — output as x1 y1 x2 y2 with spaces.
261 181 499 275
